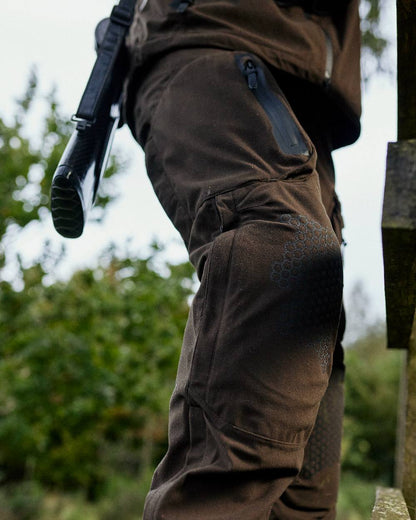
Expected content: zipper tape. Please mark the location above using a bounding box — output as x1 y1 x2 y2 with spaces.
236 54 310 157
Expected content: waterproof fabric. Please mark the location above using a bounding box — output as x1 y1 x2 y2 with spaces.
127 44 349 518
125 0 361 149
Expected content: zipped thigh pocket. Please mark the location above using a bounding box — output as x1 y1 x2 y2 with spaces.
139 49 318 245
235 53 312 159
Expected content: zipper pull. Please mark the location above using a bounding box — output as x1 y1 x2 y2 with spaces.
244 60 258 90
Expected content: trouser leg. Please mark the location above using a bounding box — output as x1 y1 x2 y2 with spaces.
129 48 344 519
267 100 347 520
269 338 345 520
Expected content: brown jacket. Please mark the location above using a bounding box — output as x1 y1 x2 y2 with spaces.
126 0 361 148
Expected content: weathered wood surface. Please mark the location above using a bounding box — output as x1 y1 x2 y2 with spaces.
381 1 416 516
397 0 416 141
401 327 416 519
382 140 416 349
372 487 411 519
382 0 416 350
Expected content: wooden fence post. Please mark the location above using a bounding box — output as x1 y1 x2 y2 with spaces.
381 1 416 517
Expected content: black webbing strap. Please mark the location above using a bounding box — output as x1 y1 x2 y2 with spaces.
75 0 137 123
276 0 351 15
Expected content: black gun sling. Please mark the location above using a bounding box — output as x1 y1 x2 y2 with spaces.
275 0 351 16
74 0 137 126
50 0 138 239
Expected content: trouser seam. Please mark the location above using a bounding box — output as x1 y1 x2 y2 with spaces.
196 176 314 214
186 227 238 406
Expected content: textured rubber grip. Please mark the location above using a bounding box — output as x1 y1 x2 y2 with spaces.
51 166 85 239
50 111 118 238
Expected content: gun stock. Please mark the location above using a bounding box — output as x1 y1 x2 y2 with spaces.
50 109 119 238
51 0 135 238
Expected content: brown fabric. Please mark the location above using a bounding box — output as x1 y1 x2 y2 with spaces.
128 48 348 518
270 365 345 520
125 0 361 149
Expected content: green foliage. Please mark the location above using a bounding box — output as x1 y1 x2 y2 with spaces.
98 470 153 520
335 322 404 520
0 70 50 239
337 472 377 520
0 481 44 520
361 0 388 54
0 67 191 508
0 246 193 494
342 324 404 483
360 0 391 79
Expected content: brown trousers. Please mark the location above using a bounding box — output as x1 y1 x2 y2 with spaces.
129 48 345 519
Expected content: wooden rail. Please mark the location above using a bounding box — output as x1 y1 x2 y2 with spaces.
372 488 411 519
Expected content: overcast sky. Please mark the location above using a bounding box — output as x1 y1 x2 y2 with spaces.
1 0 397 332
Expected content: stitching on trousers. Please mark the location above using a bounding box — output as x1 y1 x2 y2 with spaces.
204 229 238 403
188 390 308 449
186 230 236 406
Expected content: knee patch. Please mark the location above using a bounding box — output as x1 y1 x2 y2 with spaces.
186 179 342 446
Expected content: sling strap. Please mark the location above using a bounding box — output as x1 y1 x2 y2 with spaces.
75 0 137 124
275 0 351 16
